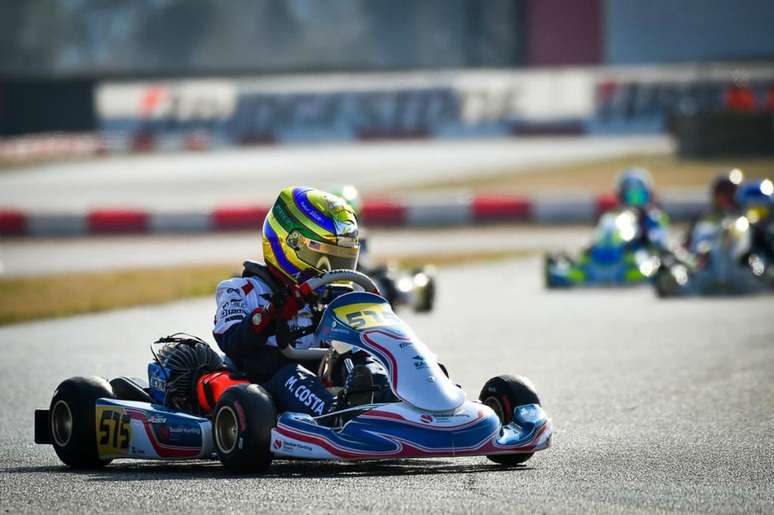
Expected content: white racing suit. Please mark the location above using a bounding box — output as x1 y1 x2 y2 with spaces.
213 264 334 416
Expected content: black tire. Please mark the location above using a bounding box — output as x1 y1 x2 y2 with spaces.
479 375 540 466
213 384 277 474
413 269 436 313
49 376 115 469
544 254 558 289
655 267 678 298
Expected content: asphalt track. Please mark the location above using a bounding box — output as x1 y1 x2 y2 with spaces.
0 136 671 211
1 257 772 514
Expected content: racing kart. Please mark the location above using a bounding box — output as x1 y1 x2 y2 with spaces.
545 210 659 288
361 264 436 313
34 270 552 473
654 215 771 297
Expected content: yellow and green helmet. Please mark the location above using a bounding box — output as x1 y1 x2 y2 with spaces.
262 186 360 282
332 185 362 218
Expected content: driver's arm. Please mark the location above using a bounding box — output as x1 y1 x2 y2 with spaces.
212 278 313 360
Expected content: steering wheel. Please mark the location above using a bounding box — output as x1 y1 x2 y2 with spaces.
302 269 380 296
280 270 380 361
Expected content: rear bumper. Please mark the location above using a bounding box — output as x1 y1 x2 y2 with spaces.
34 409 51 444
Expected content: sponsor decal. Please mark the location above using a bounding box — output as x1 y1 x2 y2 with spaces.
273 439 282 450
147 415 166 424
420 414 433 424
412 355 428 370
150 375 166 392
153 422 203 447
283 441 314 453
334 303 400 330
221 308 246 316
96 406 131 456
283 376 326 416
399 341 412 349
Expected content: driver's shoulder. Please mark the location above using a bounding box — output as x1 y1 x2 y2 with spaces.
215 275 274 299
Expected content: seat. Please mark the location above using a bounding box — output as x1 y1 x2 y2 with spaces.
110 376 153 403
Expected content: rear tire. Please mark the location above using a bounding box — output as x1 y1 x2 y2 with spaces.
49 376 115 469
213 384 276 473
479 375 540 466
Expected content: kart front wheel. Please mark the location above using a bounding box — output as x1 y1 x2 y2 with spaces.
479 375 540 466
654 267 680 298
213 384 276 474
49 376 115 469
412 267 436 313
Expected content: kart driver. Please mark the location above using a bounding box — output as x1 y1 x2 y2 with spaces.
212 186 378 419
736 178 774 268
683 169 744 251
611 167 670 251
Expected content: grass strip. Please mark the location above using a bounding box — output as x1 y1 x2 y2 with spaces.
400 154 774 195
0 249 536 326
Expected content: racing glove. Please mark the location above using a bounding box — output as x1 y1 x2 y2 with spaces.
249 283 317 341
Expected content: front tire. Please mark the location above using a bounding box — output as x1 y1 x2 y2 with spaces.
213 384 277 473
413 268 436 313
479 375 540 466
49 376 115 469
655 267 678 298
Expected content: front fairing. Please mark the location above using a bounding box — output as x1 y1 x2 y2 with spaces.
580 210 653 283
317 292 465 412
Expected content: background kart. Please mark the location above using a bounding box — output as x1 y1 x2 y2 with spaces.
655 216 771 297
34 270 551 473
362 264 436 313
545 210 659 288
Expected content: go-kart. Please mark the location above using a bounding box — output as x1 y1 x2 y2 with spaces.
655 215 770 297
34 270 551 473
545 210 659 288
361 264 436 313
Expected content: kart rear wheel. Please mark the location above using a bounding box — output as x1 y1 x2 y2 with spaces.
479 375 540 466
49 376 115 469
213 384 276 474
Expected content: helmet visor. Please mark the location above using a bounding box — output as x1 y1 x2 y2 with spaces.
293 234 359 273
623 186 649 207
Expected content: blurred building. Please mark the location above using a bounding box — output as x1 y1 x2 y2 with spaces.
1 0 774 137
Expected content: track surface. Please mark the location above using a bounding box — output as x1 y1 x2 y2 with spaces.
1 257 773 513
0 136 670 211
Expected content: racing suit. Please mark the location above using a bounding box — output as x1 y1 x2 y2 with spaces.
630 206 669 252
683 209 734 253
213 261 391 417
213 262 334 416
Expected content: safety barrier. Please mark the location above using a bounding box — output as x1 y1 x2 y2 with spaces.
0 194 705 237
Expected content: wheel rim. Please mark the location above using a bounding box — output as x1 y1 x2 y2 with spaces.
215 406 239 454
483 396 505 423
51 400 73 447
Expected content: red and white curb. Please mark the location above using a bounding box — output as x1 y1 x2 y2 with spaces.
0 194 705 237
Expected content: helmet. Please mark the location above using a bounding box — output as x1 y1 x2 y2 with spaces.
616 167 653 208
710 169 744 211
262 186 360 282
332 185 362 218
735 178 773 223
